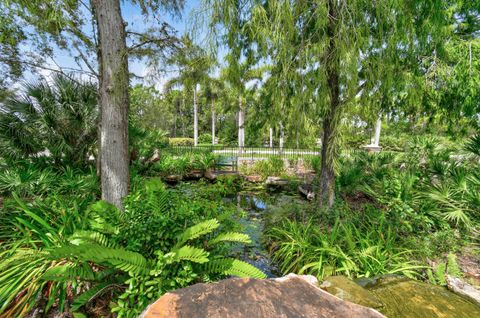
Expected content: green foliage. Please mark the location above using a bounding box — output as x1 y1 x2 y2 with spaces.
198 133 213 144
267 218 421 279
0 179 264 316
338 137 480 230
239 157 285 178
0 162 99 197
428 253 462 285
306 156 321 173
465 134 480 157
0 75 98 167
168 137 195 146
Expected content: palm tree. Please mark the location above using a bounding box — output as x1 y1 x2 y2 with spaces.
0 74 98 167
202 76 225 145
166 37 213 146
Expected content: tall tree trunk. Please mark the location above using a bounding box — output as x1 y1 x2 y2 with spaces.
193 85 198 146
173 98 179 137
211 99 216 145
182 93 186 136
318 0 340 209
269 127 273 148
279 122 284 151
372 114 382 146
238 96 245 150
93 0 130 210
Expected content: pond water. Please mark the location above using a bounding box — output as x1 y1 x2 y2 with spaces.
233 191 280 277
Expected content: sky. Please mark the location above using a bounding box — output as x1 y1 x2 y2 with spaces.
35 0 208 91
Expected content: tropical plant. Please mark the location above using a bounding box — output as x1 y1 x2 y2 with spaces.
0 74 98 167
267 218 422 280
0 179 264 316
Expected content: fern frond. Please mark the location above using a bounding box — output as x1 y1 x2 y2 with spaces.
206 258 266 279
71 282 113 311
69 230 117 248
41 263 96 281
209 232 251 245
171 245 209 264
174 219 219 248
48 244 149 275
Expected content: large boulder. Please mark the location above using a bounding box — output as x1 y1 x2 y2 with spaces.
141 274 385 318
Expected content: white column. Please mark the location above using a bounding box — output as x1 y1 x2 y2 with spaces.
372 115 382 146
193 85 198 146
211 99 215 145
279 122 284 150
238 96 245 149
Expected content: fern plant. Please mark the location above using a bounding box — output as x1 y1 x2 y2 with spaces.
45 218 265 317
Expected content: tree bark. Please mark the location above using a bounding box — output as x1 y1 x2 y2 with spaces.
211 99 216 145
193 85 198 146
93 0 130 210
318 0 340 209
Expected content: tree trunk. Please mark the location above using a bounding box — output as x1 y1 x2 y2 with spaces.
182 93 186 136
318 0 340 209
193 85 198 146
93 0 130 210
173 98 178 137
238 96 245 150
211 99 216 145
279 122 284 151
371 114 382 146
269 127 273 148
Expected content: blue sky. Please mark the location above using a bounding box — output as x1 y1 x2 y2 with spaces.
35 0 207 90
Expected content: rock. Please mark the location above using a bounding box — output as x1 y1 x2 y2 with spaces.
141 274 385 318
144 149 161 165
367 276 480 318
298 183 315 200
204 169 217 181
245 174 262 183
265 176 289 187
320 276 383 309
185 170 203 180
446 275 480 305
164 174 182 183
361 145 382 153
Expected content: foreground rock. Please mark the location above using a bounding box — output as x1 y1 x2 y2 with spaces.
446 275 480 305
141 274 385 318
367 276 480 318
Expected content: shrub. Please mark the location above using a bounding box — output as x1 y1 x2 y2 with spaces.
0 75 98 167
0 179 264 317
169 138 194 146
267 218 422 279
198 133 213 144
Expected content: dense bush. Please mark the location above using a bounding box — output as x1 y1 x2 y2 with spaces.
150 152 217 176
266 135 479 282
169 137 195 146
0 75 98 167
0 179 264 317
0 161 99 198
239 157 285 178
198 133 213 144
267 217 421 279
